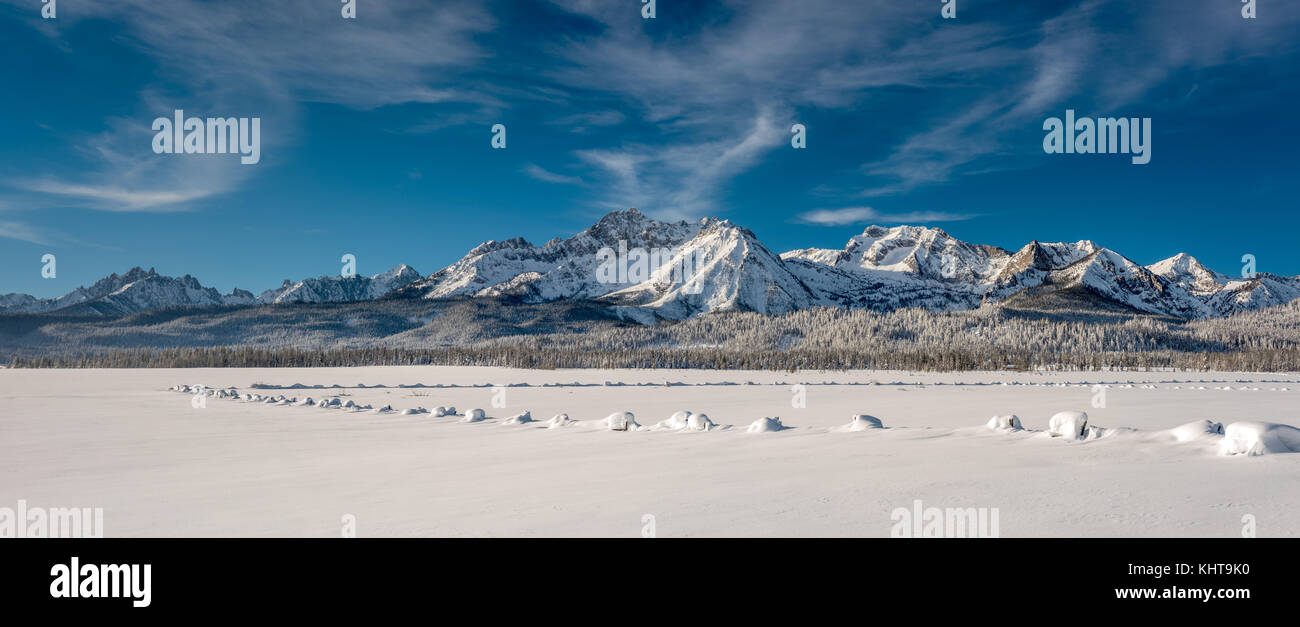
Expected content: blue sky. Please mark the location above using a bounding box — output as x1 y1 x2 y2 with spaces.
2 0 1298 298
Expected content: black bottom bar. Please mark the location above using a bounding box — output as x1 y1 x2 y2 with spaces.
4 539 1291 614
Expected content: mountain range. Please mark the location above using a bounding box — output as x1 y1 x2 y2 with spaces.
4 208 1298 322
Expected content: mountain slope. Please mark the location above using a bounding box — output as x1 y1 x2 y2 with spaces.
395 208 701 305
2 268 255 316
258 264 421 304
1026 249 1208 318
600 218 815 319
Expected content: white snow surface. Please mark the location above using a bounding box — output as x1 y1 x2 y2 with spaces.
3 366 1299 537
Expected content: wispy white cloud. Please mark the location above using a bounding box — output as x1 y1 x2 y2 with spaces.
523 163 583 185
576 109 785 219
550 0 1300 205
3 0 496 212
542 0 1020 212
16 180 206 212
6 0 1299 221
0 220 47 245
550 110 626 133
796 207 978 226
857 0 1300 195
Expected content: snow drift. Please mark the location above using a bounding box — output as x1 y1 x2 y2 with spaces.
1168 420 1223 443
604 411 639 431
655 410 715 431
503 411 534 425
846 414 884 431
1048 411 1089 438
1219 421 1300 456
985 415 1023 431
747 417 785 433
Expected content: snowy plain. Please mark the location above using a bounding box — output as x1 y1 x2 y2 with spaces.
2 366 1298 537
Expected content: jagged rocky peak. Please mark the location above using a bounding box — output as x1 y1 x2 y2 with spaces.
374 264 421 281
695 216 757 239
467 237 534 257
581 207 692 248
997 239 1097 280
94 266 157 287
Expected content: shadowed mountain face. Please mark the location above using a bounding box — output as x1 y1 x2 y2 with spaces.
5 209 1299 321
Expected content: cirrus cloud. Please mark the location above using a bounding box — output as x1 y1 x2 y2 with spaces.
796 207 979 226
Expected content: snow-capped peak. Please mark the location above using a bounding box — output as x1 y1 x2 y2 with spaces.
258 264 422 304
1147 253 1229 295
600 216 813 319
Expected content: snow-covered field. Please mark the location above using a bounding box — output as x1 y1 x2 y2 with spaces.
2 367 1299 537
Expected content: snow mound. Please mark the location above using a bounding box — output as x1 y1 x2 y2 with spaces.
687 412 715 431
655 410 693 430
375 404 395 413
656 410 714 431
1168 420 1223 442
400 407 428 415
747 417 784 433
1048 411 1089 438
293 397 315 406
604 411 639 431
1219 421 1300 456
985 415 1023 431
546 414 573 429
461 408 488 423
503 411 533 425
847 414 884 431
